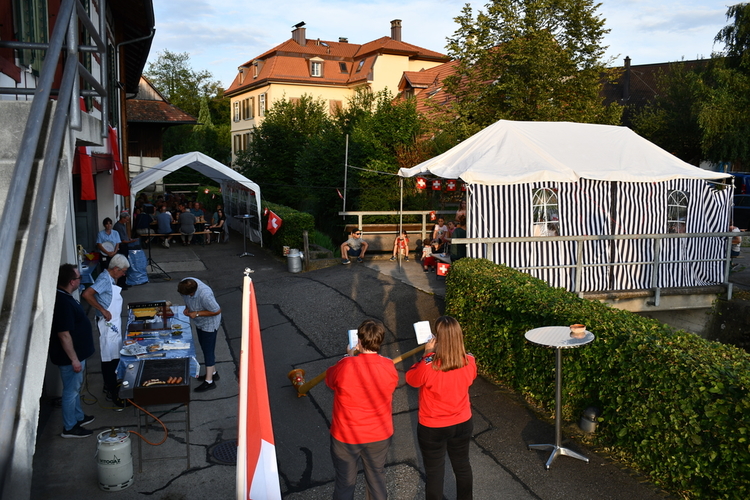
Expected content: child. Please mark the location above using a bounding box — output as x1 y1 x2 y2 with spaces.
390 230 410 261
422 239 445 272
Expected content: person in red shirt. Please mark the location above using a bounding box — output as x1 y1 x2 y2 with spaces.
406 316 477 500
326 319 398 500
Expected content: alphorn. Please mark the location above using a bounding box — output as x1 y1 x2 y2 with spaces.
288 344 427 397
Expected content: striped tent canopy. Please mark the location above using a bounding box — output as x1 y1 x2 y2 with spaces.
398 120 731 184
398 120 733 292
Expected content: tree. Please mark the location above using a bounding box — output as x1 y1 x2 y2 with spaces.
443 0 621 136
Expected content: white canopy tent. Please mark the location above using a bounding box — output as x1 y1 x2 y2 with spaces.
129 151 263 243
398 120 731 184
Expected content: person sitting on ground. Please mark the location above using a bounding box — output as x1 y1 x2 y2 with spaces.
340 228 368 265
390 230 410 261
208 208 226 243
179 206 196 246
156 205 174 248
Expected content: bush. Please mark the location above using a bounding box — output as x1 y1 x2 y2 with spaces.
262 202 315 256
446 258 750 500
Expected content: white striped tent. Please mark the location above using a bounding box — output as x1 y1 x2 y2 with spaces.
399 120 733 292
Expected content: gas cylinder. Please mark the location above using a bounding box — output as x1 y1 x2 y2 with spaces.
96 429 134 491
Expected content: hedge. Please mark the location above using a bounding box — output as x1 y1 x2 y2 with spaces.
445 258 750 500
262 202 315 256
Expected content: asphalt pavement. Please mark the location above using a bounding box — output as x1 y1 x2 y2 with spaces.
31 233 674 499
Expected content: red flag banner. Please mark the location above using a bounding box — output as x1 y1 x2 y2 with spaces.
446 179 457 191
108 126 130 196
336 188 343 200
267 211 282 235
461 182 467 192
429 211 436 221
431 179 442 190
76 147 96 200
237 276 281 500
416 177 427 190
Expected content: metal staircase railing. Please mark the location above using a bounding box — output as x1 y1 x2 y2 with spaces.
0 0 108 489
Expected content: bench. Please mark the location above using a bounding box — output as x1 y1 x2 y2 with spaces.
146 230 214 246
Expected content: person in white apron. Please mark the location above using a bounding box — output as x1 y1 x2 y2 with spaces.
82 254 130 409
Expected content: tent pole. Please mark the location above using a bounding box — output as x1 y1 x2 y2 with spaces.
342 134 349 216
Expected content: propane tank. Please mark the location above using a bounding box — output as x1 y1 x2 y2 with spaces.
96 428 134 491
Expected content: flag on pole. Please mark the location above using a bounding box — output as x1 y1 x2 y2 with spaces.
108 126 130 196
76 146 96 200
237 275 281 500
336 188 343 200
429 211 436 221
266 211 282 235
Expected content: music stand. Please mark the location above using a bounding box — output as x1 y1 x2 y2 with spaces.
235 214 255 258
144 234 170 280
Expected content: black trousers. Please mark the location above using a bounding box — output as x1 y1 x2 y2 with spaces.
330 435 390 500
101 359 120 398
417 418 473 500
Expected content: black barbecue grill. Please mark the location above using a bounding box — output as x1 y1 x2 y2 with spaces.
123 358 191 406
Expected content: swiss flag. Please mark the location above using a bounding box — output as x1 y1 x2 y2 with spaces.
416 177 427 190
429 211 436 221
237 276 282 499
108 126 130 196
267 211 282 235
461 182 467 192
446 179 457 191
431 179 442 190
437 262 451 276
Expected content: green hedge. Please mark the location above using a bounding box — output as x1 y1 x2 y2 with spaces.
262 202 315 256
446 259 750 500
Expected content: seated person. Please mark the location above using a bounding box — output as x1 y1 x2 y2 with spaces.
133 207 154 244
179 207 196 245
450 219 467 262
96 218 120 273
432 217 449 242
390 230 410 261
208 208 226 243
340 229 368 265
156 205 174 248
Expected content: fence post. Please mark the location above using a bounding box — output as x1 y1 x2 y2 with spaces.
303 230 310 271
574 240 584 293
651 238 662 306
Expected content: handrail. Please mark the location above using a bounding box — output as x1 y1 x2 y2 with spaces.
0 0 108 490
450 231 738 302
339 210 456 241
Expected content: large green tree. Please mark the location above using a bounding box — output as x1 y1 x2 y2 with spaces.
443 0 621 138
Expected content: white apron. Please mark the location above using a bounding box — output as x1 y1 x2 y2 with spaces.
97 283 123 362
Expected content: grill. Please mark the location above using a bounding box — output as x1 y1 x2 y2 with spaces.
130 358 190 406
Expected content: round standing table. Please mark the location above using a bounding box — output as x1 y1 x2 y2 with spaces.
234 214 255 258
525 326 595 469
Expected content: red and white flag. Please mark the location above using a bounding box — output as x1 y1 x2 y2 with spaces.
76 146 96 200
416 177 427 190
237 276 281 500
431 179 442 191
446 179 457 191
267 211 282 235
429 211 436 221
263 207 269 216
336 188 344 200
437 262 451 276
461 182 467 192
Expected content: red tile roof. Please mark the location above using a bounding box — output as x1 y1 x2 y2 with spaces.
126 77 197 124
397 60 460 117
227 34 449 96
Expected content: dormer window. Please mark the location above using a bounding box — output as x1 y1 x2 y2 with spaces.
253 62 260 78
339 62 347 73
310 57 323 77
356 59 365 73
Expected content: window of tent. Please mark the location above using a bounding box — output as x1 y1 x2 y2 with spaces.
667 190 689 233
532 187 560 236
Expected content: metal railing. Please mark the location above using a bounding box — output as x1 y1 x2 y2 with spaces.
449 231 737 304
0 0 108 488
339 210 456 241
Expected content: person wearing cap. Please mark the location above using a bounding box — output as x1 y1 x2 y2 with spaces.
340 228 368 265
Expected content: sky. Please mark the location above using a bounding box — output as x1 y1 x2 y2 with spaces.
147 1 733 89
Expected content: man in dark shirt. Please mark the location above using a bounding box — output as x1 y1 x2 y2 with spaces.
450 219 467 261
51 264 96 438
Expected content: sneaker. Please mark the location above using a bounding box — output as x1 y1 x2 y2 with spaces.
78 415 95 427
198 371 220 382
112 398 129 411
390 256 396 261
61 424 93 439
404 256 409 261
194 380 216 392
341 259 351 265
357 257 364 263
423 268 429 272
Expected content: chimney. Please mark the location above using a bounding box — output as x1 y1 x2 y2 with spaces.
339 37 348 43
292 26 307 46
390 19 402 41
623 56 631 102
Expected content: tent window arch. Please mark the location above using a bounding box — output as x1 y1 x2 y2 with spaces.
532 187 559 236
667 190 689 233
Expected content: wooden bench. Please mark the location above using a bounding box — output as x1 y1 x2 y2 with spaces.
146 230 214 246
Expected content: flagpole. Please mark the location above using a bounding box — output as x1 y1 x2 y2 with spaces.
342 134 349 216
399 177 403 269
236 270 251 499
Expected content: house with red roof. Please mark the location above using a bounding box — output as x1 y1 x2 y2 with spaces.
225 20 449 164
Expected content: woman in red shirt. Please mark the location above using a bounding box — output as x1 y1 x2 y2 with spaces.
406 316 477 500
326 319 398 500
